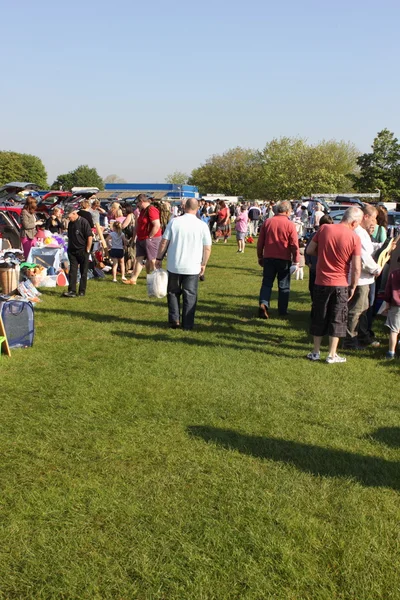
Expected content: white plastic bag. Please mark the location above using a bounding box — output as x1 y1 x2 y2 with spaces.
147 269 168 298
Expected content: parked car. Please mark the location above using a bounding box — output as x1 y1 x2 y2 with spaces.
36 192 73 216
387 211 400 236
328 209 346 223
0 182 40 204
0 208 22 248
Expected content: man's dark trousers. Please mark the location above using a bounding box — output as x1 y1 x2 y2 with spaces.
259 258 291 315
167 272 199 330
68 250 89 294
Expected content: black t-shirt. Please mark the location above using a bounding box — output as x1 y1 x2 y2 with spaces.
46 216 63 234
68 217 92 252
248 207 261 220
78 209 94 229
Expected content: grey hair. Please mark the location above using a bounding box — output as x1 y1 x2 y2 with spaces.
341 206 363 224
277 200 292 214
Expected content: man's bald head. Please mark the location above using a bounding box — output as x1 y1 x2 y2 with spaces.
185 198 199 213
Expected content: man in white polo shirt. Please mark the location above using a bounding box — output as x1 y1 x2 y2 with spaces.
155 198 212 330
343 205 382 349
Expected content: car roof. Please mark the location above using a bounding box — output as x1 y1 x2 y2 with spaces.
0 206 23 213
0 182 38 192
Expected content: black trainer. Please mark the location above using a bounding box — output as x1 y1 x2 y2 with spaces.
62 291 76 298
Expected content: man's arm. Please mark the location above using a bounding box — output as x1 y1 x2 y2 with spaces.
289 226 300 264
257 223 266 266
348 254 361 300
360 236 381 276
148 219 161 239
306 240 318 256
200 245 212 277
155 238 170 269
86 236 93 253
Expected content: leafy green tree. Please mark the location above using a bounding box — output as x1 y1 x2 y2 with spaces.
20 154 48 188
52 165 104 190
188 147 263 197
0 151 48 187
165 171 189 185
188 141 358 200
258 138 359 200
0 152 25 185
352 129 400 200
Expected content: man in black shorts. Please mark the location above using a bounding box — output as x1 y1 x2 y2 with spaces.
306 207 362 363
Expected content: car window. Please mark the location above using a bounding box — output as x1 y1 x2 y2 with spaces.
0 213 10 227
8 212 21 227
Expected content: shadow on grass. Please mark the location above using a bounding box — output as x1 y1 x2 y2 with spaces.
38 306 310 352
187 426 400 491
369 427 400 449
111 329 304 358
115 296 310 333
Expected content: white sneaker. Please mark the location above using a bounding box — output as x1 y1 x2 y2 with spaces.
307 352 320 361
326 354 347 364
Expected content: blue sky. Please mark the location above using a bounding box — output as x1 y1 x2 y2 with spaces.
1 0 399 184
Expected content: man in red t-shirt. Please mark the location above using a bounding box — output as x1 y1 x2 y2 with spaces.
257 200 300 317
124 195 162 285
306 207 362 364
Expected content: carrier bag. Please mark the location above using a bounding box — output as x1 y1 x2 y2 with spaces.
0 300 35 348
147 269 168 298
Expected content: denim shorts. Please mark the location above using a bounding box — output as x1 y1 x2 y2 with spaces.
310 285 349 338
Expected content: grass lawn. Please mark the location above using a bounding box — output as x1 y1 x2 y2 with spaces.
0 240 399 599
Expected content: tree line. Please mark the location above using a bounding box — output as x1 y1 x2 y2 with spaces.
169 129 400 201
1 129 400 200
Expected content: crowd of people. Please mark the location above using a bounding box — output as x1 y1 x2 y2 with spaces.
19 194 400 359
255 201 399 362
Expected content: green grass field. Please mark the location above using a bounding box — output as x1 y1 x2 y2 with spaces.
1 241 399 599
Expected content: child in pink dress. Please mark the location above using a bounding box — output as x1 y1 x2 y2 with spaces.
235 206 248 253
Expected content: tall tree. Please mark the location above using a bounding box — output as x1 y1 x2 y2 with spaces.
52 165 104 190
188 147 263 197
103 174 126 184
259 138 359 200
0 152 25 185
352 129 400 200
165 171 189 185
0 151 47 187
20 153 48 188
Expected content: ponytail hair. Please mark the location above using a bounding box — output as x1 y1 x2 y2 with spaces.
112 221 122 234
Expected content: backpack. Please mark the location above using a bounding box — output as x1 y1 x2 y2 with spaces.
145 201 171 233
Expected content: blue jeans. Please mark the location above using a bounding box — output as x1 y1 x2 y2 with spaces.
167 272 199 330
259 258 291 315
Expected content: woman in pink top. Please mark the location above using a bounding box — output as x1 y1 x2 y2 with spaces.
235 205 248 253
